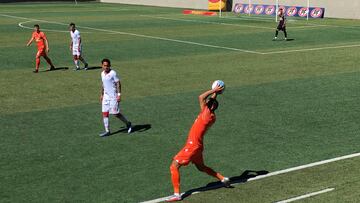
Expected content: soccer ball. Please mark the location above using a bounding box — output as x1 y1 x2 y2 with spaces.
212 80 225 94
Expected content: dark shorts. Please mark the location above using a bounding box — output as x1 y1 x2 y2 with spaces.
277 22 286 31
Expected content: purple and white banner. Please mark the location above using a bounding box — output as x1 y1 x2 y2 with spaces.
233 3 325 18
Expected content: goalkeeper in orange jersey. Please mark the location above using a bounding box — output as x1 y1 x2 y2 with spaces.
166 86 229 202
26 24 55 73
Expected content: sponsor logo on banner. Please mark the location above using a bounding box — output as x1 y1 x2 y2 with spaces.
278 5 286 13
232 3 324 18
287 6 297 16
311 8 323 18
234 4 244 13
298 7 308 17
265 5 275 15
254 5 265 15
244 5 254 14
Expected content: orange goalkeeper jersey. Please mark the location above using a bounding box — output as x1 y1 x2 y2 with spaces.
32 31 47 50
185 106 216 148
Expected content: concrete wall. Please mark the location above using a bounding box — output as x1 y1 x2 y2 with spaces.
100 0 360 19
1 1 356 18
0 0 95 2
100 0 208 10
234 0 360 19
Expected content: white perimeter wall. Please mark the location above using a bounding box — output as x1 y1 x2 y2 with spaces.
233 0 360 19
100 0 360 19
100 0 208 10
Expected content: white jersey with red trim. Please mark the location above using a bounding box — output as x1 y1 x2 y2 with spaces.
70 29 81 48
101 69 120 100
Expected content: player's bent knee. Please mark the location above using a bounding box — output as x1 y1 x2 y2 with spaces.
170 160 180 169
195 164 205 172
102 112 109 117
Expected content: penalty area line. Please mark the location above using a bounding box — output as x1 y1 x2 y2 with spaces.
18 20 92 33
275 188 335 203
262 44 360 55
141 152 360 203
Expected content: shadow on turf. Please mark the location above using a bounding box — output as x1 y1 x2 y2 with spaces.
43 67 69 72
272 38 295 42
41 66 101 72
110 124 151 136
85 66 102 70
181 170 269 200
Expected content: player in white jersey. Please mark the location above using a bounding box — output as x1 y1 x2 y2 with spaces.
99 58 132 137
69 23 88 70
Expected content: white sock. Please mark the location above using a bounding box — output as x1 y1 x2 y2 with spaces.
174 193 180 196
74 60 80 68
103 117 109 132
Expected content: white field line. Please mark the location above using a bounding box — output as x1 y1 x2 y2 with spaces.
262 44 360 55
0 13 262 55
18 20 92 33
0 9 133 14
141 152 360 203
275 188 335 203
140 14 274 30
289 25 328 29
305 22 360 30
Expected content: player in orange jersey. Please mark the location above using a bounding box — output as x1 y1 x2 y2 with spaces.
166 86 229 202
26 24 55 73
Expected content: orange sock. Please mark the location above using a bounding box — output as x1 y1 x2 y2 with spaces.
203 166 224 180
170 164 180 194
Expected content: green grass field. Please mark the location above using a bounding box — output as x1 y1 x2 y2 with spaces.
1 2 360 202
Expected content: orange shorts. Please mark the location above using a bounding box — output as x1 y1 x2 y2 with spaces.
173 146 203 166
36 49 47 57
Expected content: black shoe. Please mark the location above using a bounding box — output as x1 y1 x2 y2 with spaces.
33 70 38 73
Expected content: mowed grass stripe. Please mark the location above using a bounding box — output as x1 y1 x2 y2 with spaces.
1 3 360 202
0 50 359 115
2 9 360 57
3 10 360 54
1 71 360 202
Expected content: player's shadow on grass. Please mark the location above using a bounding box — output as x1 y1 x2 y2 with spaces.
181 170 269 200
44 67 69 72
110 124 151 135
85 66 102 70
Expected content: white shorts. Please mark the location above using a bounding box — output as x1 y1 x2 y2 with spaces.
72 46 82 56
102 98 120 114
